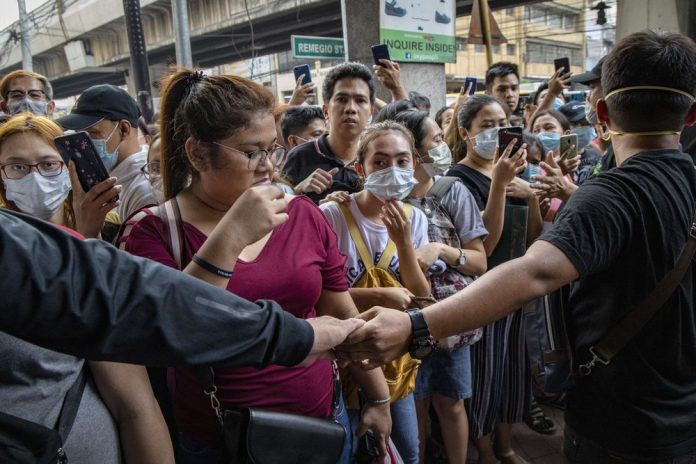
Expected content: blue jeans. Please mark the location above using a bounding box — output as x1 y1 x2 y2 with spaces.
389 393 419 464
177 394 351 464
564 425 696 464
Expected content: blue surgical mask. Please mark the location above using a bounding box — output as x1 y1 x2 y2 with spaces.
537 131 561 154
8 98 49 116
471 127 498 160
520 163 542 183
552 97 565 111
91 123 121 171
571 126 596 150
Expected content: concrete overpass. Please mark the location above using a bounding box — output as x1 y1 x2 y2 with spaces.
0 0 539 99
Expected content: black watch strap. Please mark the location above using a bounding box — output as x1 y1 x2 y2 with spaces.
407 308 430 339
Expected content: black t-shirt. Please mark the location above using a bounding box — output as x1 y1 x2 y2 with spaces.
281 133 362 204
447 164 528 267
540 149 696 456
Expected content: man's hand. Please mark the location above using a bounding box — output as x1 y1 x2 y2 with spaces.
69 162 120 239
337 307 412 369
293 167 338 195
373 60 408 101
303 316 365 364
288 75 316 106
547 68 572 97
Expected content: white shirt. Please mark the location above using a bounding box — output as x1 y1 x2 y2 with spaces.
320 195 429 286
110 145 155 220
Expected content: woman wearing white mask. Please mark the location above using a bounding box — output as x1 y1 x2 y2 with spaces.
445 95 541 464
321 121 430 464
0 113 174 464
393 109 488 464
140 134 164 204
0 113 120 239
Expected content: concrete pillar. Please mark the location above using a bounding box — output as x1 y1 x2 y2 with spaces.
343 0 446 117
616 0 679 40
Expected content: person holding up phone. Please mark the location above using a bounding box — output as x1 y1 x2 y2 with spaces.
445 95 542 464
0 113 174 464
56 84 156 220
0 113 120 239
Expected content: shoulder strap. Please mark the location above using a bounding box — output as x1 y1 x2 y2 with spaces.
160 198 187 270
57 368 88 441
338 203 376 270
427 177 458 203
376 203 412 270
580 214 696 375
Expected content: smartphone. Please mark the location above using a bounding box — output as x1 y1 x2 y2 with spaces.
54 131 111 193
293 64 312 84
371 44 391 67
560 133 578 158
518 95 531 107
464 76 477 95
498 126 524 155
554 57 571 73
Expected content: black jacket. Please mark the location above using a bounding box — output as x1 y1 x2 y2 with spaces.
0 209 313 368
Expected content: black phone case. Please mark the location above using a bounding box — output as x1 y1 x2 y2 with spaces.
554 58 570 73
464 77 477 95
54 132 110 193
498 127 523 154
371 44 390 66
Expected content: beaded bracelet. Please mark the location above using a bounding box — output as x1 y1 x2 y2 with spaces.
192 254 233 278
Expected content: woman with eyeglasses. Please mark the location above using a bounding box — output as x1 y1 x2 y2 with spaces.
141 134 163 204
120 71 391 464
0 113 174 463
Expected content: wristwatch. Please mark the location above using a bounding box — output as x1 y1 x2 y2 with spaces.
455 249 467 267
406 309 435 359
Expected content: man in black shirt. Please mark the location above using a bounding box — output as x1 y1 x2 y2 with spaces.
342 31 696 462
281 62 374 203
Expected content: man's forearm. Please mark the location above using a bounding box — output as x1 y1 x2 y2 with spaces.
424 241 578 339
0 210 313 368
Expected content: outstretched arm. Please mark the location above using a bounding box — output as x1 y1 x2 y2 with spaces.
0 210 358 368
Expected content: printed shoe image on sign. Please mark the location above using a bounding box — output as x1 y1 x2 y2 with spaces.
386 0 407 17
435 11 451 24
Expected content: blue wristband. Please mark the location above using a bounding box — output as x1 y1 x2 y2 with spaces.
192 254 233 278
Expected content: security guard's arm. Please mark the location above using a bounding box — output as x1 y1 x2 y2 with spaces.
0 210 313 368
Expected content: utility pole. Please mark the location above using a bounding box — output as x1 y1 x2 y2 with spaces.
17 0 32 70
171 0 193 67
123 0 154 122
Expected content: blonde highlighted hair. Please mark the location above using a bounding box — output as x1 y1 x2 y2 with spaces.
0 112 74 226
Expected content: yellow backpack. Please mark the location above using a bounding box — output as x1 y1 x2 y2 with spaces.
337 203 421 408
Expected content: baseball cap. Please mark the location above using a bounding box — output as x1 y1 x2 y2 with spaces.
56 84 141 130
571 56 606 86
558 102 586 123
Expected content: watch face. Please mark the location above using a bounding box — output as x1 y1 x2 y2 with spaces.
409 340 434 359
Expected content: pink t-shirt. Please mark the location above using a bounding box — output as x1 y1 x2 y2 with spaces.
124 195 348 447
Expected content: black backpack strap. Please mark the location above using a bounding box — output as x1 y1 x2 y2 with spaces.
426 177 458 203
56 368 88 442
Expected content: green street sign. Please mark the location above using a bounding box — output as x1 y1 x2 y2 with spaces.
291 35 346 60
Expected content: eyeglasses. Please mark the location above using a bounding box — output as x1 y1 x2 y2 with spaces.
0 160 65 179
7 89 48 101
140 160 161 180
212 142 286 171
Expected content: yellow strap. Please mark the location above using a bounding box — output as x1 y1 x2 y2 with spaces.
376 203 412 270
338 203 374 270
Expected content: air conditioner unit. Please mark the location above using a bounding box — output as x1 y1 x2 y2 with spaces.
64 40 95 71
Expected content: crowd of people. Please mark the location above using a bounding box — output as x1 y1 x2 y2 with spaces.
0 27 695 464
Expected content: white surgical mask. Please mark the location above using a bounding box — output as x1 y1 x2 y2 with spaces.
4 170 71 220
471 127 498 160
8 98 49 116
91 123 121 171
364 166 417 202
584 100 599 126
422 142 452 177
149 176 164 204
